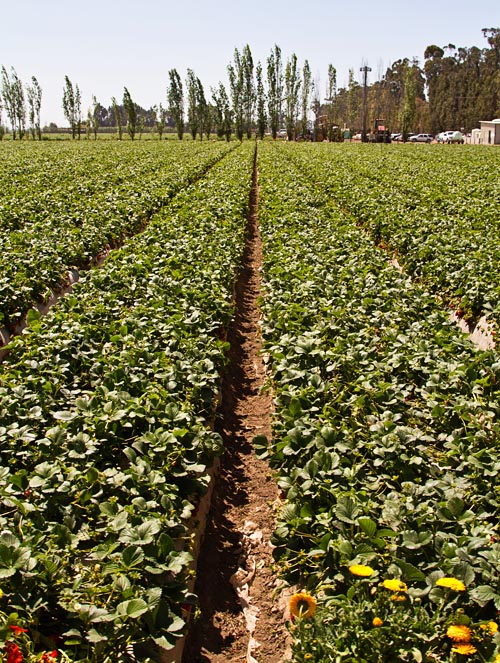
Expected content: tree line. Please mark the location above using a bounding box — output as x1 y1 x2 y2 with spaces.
1 29 499 141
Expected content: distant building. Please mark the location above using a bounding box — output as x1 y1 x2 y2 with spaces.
480 119 500 145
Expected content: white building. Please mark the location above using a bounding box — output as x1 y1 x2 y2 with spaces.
480 119 500 145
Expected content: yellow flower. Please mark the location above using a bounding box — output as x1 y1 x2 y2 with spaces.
451 643 477 655
446 624 472 642
304 655 313 660
348 564 375 577
436 577 466 592
382 578 408 592
480 621 498 635
289 593 317 619
494 655 500 663
372 617 383 627
390 593 407 602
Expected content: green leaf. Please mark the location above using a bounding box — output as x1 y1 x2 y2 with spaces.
358 517 377 538
116 598 149 619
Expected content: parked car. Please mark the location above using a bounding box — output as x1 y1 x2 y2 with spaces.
391 133 401 141
408 133 433 143
436 130 465 144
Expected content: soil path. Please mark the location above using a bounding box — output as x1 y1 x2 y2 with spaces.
181 147 289 663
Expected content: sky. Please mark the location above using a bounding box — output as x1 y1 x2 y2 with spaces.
1 0 500 127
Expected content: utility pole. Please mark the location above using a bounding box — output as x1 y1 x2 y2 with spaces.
360 65 371 142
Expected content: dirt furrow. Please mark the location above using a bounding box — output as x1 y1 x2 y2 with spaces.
181 145 288 663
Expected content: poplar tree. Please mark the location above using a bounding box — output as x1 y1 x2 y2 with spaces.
26 76 42 140
1 66 16 138
111 96 122 140
212 83 232 141
284 53 301 140
227 48 245 140
186 69 199 140
153 103 167 139
2 67 26 139
168 68 184 140
62 75 82 139
326 64 337 140
123 87 137 140
256 62 267 140
267 44 283 139
242 44 255 138
300 59 312 138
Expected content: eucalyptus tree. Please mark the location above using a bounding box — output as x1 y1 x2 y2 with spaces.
26 76 42 140
168 68 184 140
227 48 245 140
123 87 137 140
255 62 267 140
267 44 283 139
284 53 301 140
242 44 255 138
62 75 82 139
111 96 122 139
300 59 312 138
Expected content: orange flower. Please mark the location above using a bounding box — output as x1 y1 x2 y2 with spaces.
480 621 498 635
9 625 28 636
5 642 23 663
372 617 383 627
289 592 317 619
446 624 472 642
451 643 477 655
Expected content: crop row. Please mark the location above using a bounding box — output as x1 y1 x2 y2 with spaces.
282 142 500 326
0 142 254 662
0 140 233 330
256 142 500 661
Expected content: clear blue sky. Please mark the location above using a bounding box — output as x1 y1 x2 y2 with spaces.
1 0 499 126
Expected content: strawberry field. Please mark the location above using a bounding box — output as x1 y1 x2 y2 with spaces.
1 139 500 663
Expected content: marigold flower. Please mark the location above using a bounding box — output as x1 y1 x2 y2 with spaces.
480 621 498 635
348 564 374 577
372 617 383 627
382 578 408 592
9 625 28 636
451 643 477 655
436 577 466 592
289 592 317 619
390 593 407 602
446 624 472 642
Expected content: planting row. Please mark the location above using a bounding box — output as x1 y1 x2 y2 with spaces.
0 140 233 330
283 142 500 326
256 142 500 662
0 142 254 662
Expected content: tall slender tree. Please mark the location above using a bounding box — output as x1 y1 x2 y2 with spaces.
326 64 337 140
284 53 301 140
111 96 122 140
212 83 232 141
242 44 255 138
228 48 245 140
26 76 42 140
1 66 16 138
300 59 312 138
123 87 137 140
267 44 283 139
62 75 81 139
153 103 167 139
255 62 267 140
168 68 184 140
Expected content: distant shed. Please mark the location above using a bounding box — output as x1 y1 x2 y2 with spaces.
480 119 500 145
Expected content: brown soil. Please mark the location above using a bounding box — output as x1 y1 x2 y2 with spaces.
181 147 290 663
